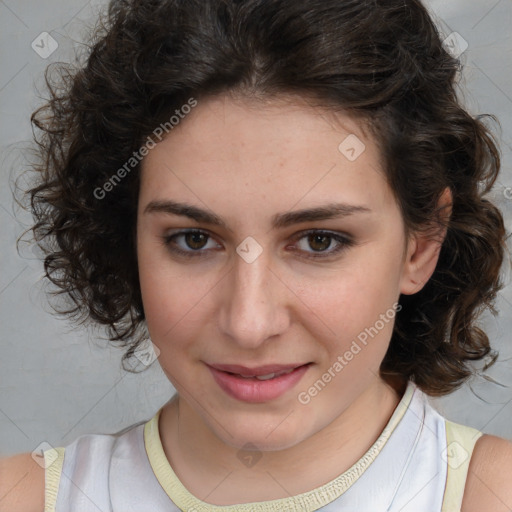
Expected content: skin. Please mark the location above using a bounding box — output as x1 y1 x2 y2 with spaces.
135 92 449 504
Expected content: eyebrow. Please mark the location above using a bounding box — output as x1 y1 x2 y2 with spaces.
143 200 371 230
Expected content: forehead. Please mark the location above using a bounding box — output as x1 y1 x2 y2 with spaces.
139 94 393 217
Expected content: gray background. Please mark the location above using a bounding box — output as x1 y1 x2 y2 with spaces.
0 0 511 458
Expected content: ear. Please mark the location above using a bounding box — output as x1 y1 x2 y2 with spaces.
400 187 452 295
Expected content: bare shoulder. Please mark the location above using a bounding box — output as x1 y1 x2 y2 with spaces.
0 453 45 512
461 433 512 512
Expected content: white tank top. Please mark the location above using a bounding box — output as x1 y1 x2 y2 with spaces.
43 380 482 511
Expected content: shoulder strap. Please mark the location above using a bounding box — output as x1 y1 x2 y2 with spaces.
44 446 65 512
441 420 483 512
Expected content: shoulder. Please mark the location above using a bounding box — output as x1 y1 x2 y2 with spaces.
461 433 512 512
0 452 45 512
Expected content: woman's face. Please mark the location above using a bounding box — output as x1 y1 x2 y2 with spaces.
136 94 411 451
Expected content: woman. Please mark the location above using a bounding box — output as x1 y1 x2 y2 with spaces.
2 0 511 510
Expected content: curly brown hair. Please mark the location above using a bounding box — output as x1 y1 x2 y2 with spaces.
21 0 508 396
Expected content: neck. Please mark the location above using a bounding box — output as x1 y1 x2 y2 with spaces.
158 377 404 505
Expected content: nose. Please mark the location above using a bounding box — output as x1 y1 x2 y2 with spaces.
217 246 290 349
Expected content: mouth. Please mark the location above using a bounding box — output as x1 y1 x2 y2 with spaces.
208 362 311 378
206 362 313 402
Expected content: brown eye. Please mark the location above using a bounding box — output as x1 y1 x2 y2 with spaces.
184 232 209 250
307 233 333 252
292 230 354 260
162 229 220 258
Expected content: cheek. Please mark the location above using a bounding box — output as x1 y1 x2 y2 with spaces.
298 282 397 356
295 252 401 329
137 240 185 336
137 243 220 349
139 269 196 337
289 250 402 370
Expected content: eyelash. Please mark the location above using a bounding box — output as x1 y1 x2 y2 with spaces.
161 229 354 260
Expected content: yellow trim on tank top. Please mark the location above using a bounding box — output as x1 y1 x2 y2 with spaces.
144 382 415 512
43 446 65 512
441 420 483 512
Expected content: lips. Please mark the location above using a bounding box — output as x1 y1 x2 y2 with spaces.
207 362 312 402
208 363 308 377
